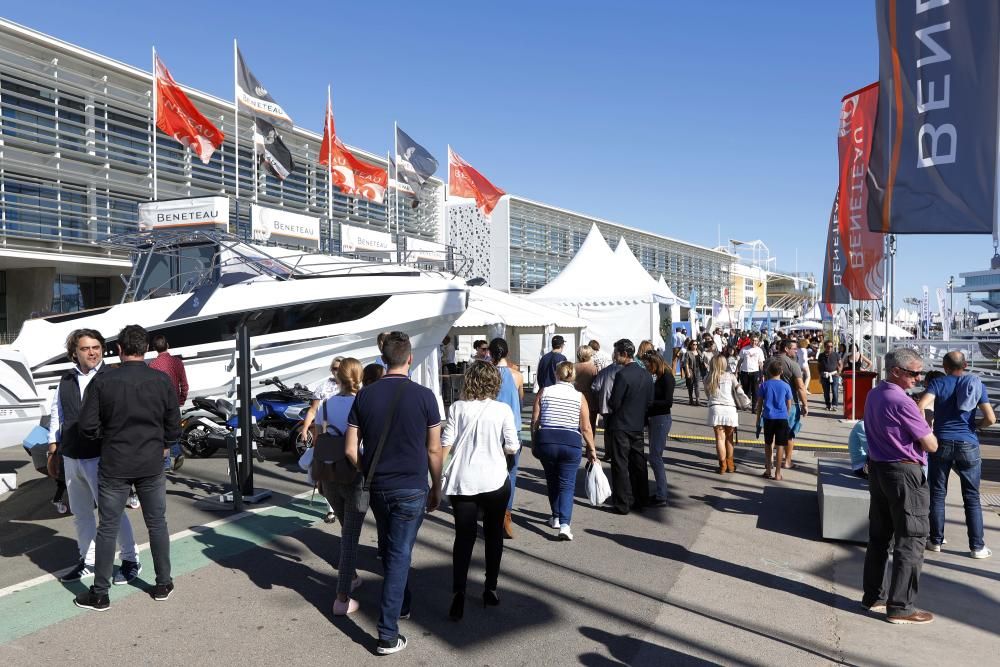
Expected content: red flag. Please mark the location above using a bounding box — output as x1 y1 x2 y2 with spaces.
837 83 884 300
448 148 505 216
154 54 224 164
319 100 387 204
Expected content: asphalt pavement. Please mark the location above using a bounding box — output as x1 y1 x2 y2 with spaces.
0 386 997 666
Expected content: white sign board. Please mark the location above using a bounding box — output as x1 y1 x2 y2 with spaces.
251 204 320 248
341 224 396 253
138 196 229 230
401 236 446 262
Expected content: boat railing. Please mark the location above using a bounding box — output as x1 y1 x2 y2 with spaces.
106 229 472 302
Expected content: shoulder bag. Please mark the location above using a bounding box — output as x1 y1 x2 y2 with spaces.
730 375 752 411
353 381 409 514
310 400 357 485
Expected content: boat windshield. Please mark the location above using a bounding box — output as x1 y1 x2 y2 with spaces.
132 242 219 300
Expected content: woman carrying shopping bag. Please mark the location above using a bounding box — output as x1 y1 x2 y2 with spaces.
440 361 521 621
531 361 598 541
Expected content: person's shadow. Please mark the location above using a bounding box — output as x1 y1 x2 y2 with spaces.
577 625 717 666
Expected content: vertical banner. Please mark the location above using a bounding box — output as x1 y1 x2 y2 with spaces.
936 287 951 341
821 189 850 308
921 285 931 338
838 83 885 299
688 289 698 336
869 1 1000 234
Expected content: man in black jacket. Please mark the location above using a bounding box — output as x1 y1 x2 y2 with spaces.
74 324 181 611
48 329 140 584
606 339 653 514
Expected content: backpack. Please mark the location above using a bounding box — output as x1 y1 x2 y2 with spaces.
311 401 359 485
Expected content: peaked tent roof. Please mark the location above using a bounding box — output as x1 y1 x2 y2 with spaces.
611 237 687 306
528 224 647 305
656 276 690 308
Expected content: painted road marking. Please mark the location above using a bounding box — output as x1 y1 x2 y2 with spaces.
0 493 325 646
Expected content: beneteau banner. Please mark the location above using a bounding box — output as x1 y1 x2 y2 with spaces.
837 83 884 299
340 224 395 253
139 196 229 230
251 205 319 248
868 0 1000 234
821 191 850 306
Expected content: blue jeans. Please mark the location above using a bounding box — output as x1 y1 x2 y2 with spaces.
820 374 840 409
534 442 581 526
928 440 984 551
506 449 520 511
370 487 427 642
163 442 182 470
647 415 671 499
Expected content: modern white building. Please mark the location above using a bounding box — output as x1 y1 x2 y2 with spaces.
0 17 750 341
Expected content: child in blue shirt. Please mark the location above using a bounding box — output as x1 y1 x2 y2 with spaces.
755 360 793 480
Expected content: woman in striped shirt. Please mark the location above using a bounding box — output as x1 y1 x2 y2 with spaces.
531 361 597 541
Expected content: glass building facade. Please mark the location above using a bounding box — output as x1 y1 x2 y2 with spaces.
506 198 730 306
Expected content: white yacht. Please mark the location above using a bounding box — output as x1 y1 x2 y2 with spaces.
0 229 468 448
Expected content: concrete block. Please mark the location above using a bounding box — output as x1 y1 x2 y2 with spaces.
817 458 869 544
0 472 16 495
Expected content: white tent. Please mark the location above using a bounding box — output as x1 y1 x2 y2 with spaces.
860 321 914 339
526 226 684 349
451 285 587 368
781 320 824 332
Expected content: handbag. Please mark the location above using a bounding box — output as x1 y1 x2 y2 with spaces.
731 378 752 411
311 400 357 485
353 381 409 514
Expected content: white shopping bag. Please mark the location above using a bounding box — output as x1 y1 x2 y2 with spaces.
585 462 612 506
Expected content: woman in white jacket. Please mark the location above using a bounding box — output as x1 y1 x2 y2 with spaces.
441 361 521 621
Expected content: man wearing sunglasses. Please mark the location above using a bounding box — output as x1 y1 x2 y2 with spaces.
861 348 938 625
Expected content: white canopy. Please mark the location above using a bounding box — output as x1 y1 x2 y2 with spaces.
781 320 824 332
527 226 686 348
455 285 587 329
657 276 690 308
860 321 914 339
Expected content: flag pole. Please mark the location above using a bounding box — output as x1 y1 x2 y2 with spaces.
326 85 333 225
393 121 400 239
233 39 239 202
386 150 393 234
151 46 158 201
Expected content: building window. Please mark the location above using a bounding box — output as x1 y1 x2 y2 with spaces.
52 275 111 313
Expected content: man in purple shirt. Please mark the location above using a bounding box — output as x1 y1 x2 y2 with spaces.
862 348 938 625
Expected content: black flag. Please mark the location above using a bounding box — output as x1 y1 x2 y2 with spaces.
236 47 293 128
395 126 438 195
253 116 294 181
868 1 1000 234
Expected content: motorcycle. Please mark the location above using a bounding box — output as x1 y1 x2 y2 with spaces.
179 396 233 458
250 376 314 456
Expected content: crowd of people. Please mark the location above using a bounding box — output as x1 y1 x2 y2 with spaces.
35 319 995 651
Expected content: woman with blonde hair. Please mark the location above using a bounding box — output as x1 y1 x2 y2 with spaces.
531 361 597 541
574 345 599 433
704 354 750 474
441 360 520 620
314 357 366 615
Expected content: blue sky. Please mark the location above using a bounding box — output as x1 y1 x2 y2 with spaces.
3 1 986 311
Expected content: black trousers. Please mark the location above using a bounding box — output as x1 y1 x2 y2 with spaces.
450 479 511 594
94 471 171 596
739 371 760 402
862 461 929 617
608 429 649 513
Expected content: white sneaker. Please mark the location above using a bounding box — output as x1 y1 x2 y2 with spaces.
971 546 992 559
53 500 68 514
548 516 560 529
126 493 140 510
926 542 942 552
558 525 573 541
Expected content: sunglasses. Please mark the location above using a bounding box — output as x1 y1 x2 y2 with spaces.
895 367 923 378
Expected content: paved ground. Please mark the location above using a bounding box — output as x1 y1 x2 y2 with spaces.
0 386 997 666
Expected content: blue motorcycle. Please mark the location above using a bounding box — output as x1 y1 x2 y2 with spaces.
241 376 314 456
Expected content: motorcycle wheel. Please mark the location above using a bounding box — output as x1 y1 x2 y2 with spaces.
182 422 220 458
291 424 312 457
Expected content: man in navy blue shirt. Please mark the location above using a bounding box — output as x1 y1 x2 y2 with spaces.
536 335 567 389
345 331 442 655
917 351 996 558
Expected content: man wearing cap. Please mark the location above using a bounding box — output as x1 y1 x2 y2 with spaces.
861 348 938 625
